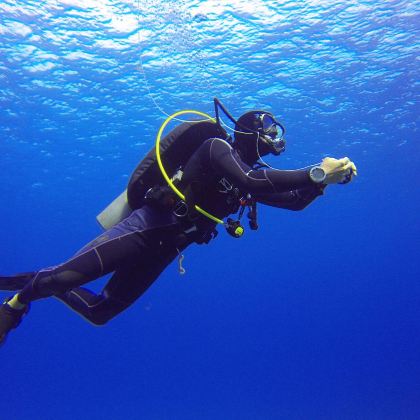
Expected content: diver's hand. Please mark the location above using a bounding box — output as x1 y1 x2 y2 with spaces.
320 157 357 185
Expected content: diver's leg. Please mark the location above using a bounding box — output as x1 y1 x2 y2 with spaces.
55 286 123 326
0 206 183 341
55 266 151 326
17 226 158 305
0 223 139 297
56 238 184 325
0 232 141 343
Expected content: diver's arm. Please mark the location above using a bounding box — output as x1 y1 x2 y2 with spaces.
254 184 326 211
209 138 315 194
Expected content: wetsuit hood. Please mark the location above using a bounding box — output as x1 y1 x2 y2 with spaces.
232 110 286 165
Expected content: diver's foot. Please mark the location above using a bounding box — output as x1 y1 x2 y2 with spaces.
0 298 30 345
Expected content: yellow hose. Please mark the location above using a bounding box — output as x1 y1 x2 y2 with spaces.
155 110 224 225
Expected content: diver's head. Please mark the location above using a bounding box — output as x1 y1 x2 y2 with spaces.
233 111 286 163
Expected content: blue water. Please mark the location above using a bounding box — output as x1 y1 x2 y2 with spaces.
1 0 419 418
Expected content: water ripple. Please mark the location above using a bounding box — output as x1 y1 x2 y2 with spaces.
0 0 418 159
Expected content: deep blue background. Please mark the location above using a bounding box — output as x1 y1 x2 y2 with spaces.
1 0 419 419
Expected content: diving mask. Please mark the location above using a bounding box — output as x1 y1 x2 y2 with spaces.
258 113 286 155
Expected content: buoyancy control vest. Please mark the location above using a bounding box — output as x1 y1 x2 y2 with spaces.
127 120 229 210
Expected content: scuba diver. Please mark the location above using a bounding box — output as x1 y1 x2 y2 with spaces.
0 98 357 344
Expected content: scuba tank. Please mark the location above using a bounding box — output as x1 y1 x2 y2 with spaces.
97 119 228 230
127 120 228 210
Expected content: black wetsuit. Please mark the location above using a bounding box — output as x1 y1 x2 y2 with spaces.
0 136 324 325
180 137 324 221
